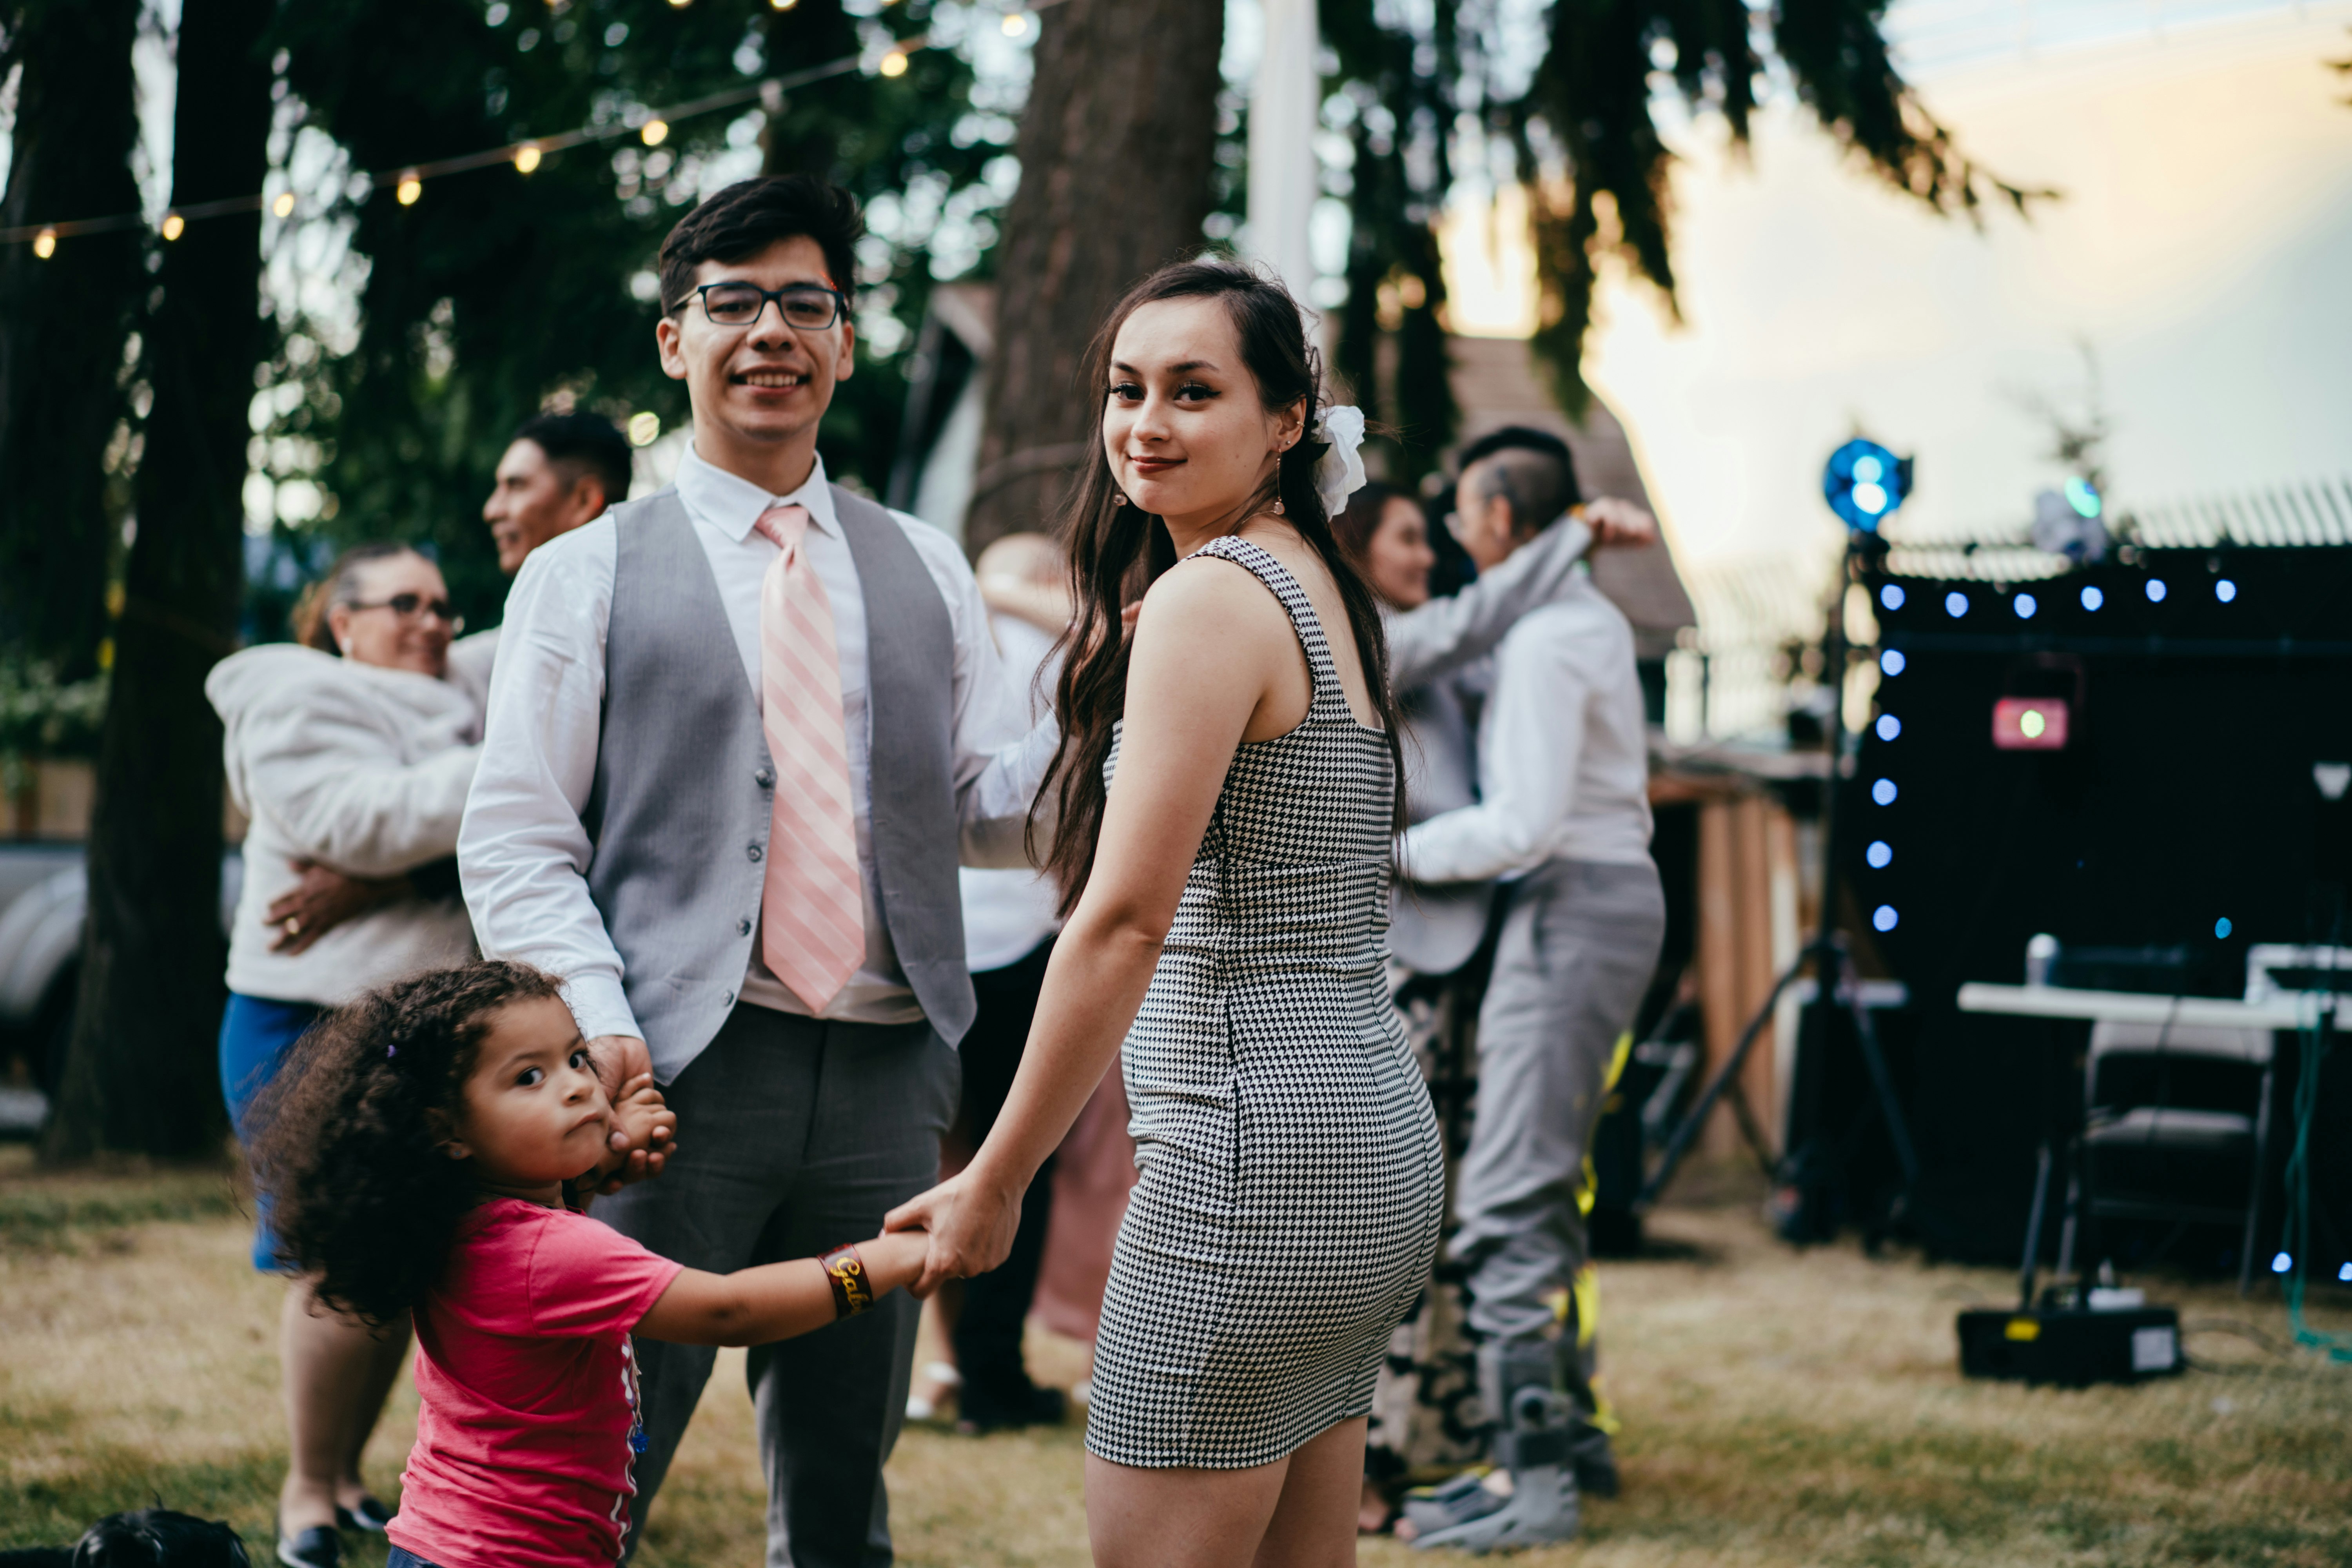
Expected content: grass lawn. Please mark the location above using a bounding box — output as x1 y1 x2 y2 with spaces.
3 1143 2348 1567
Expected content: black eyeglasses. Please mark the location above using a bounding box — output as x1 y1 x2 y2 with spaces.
348 593 463 631
684 282 850 330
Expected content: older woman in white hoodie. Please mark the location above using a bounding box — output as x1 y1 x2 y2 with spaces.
207 541 486 1568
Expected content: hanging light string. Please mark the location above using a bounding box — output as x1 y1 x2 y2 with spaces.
5 3 1049 254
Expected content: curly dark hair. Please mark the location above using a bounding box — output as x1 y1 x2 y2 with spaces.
246 961 566 1327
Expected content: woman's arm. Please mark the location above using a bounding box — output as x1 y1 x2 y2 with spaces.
637 1231 930 1346
884 556 1295 1294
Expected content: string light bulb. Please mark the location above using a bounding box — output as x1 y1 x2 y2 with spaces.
771 0 797 9
514 143 543 174
641 118 670 146
396 171 423 205
1001 9 1029 33
32 228 56 258
272 191 296 218
161 213 185 241
879 49 908 76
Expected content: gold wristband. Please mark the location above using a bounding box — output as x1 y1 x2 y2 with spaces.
820 1243 873 1319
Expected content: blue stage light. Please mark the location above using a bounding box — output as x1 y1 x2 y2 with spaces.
2217 579 2238 603
1872 905 1899 932
1875 714 1901 741
1823 439 1913 532
1866 840 1892 869
2014 593 2037 620
2081 585 2104 611
1880 584 1906 611
1944 591 1968 618
2272 1252 2293 1275
2340 1263 2352 1283
2146 579 2167 603
2215 916 2232 939
1880 649 1906 676
1872 779 1897 806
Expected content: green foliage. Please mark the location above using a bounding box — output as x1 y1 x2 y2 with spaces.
0 660 109 785
1325 0 1464 486
261 0 1009 630
1502 0 2046 413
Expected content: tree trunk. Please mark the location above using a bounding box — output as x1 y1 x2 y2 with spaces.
0 0 145 678
962 0 1224 555
45 0 272 1161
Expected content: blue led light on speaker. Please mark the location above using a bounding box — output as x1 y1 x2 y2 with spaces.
2146 579 2167 603
1872 779 1897 806
1880 584 1906 611
1866 840 1892 869
1873 905 1899 932
2217 579 2238 603
2081 585 2104 611
1944 590 1968 618
2014 593 2037 620
2216 916 2233 939
1875 714 1901 741
1880 649 1906 676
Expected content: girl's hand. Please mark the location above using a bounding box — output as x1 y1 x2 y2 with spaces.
590 1073 678 1195
884 1168 1023 1298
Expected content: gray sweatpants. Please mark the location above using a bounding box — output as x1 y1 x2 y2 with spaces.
1457 858 1664 1416
597 1005 960 1568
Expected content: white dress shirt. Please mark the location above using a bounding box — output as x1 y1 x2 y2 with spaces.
958 611 1065 973
1397 570 1653 883
461 443 1055 1043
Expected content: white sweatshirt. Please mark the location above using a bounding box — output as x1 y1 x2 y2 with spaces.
207 641 486 1006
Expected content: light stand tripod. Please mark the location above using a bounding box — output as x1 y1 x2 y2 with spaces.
1633 469 1923 1232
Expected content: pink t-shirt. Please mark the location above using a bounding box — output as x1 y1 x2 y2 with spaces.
387 1199 684 1568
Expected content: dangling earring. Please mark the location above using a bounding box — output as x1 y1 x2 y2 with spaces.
1272 495 1285 515
1112 493 1127 508
1270 451 1285 514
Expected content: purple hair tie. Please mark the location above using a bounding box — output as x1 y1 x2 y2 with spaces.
386 1045 398 1059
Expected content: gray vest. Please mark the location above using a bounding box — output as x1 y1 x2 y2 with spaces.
584 486 975 1079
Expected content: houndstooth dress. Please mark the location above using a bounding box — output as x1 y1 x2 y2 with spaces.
1085 535 1447 1470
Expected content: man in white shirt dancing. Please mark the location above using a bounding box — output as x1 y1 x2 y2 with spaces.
459 176 1051 1566
1401 429 1664 1552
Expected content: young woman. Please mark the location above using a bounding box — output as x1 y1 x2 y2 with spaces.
886 259 1443 1566
1331 481 1438 611
249 961 924 1568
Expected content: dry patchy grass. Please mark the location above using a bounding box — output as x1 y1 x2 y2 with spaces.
2 1146 2347 1567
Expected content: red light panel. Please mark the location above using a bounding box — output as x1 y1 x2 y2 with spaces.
1993 697 2069 751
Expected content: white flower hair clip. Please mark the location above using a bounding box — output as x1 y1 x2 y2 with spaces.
1311 405 1368 520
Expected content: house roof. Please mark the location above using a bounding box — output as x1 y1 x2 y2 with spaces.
1446 336 1697 644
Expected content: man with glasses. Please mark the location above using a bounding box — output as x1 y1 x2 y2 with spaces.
459 176 1053 1567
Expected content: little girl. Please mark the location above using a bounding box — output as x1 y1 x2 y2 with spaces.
249 960 926 1568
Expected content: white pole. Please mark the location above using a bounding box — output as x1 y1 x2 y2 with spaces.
1246 0 1320 306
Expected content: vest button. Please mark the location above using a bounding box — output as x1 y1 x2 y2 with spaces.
755 766 775 789
737 917 752 936
723 990 735 1007
747 844 763 862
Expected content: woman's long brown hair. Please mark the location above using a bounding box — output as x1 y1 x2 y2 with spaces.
1031 259 1407 915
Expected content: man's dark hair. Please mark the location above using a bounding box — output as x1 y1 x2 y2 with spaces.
1459 425 1582 537
658 175 862 320
513 410 632 510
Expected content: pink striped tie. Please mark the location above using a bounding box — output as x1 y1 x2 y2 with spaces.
750 503 865 1011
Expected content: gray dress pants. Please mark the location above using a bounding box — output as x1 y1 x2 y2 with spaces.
1457 858 1664 1402
597 1005 960 1568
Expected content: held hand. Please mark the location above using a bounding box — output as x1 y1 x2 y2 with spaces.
882 1167 1023 1298
264 860 406 954
1580 496 1657 550
588 1036 675 1193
